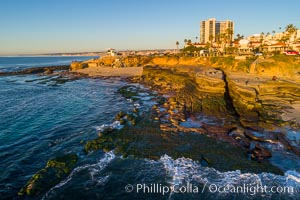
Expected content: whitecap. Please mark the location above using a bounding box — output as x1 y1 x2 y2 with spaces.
285 170 300 184
42 151 116 200
94 120 123 132
158 154 300 198
134 103 140 108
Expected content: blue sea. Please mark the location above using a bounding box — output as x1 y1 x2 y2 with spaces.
0 56 96 72
0 57 299 200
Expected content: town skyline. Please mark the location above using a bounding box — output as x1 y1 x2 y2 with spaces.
0 0 300 55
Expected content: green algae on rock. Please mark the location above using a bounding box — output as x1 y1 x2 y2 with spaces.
84 110 140 153
83 112 283 175
18 154 78 196
117 85 139 99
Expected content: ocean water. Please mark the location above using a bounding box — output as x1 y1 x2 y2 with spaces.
0 57 299 200
0 56 97 72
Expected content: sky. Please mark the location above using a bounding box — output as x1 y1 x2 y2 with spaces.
0 0 300 55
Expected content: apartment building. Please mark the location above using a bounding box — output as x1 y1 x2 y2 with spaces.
200 18 234 44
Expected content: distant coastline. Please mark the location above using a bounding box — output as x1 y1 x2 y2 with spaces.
0 49 177 57
0 53 101 57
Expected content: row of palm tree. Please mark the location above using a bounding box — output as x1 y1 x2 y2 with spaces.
257 24 298 48
183 39 192 45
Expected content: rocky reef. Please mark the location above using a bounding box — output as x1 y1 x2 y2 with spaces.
0 65 70 76
82 108 282 175
18 154 78 196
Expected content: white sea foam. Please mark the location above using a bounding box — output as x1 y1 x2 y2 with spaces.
158 154 300 198
134 103 140 108
42 151 116 199
94 121 124 132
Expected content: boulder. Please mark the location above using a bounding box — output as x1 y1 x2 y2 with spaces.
250 144 272 161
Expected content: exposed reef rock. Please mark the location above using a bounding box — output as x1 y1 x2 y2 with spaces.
0 65 69 76
82 112 282 175
18 154 78 196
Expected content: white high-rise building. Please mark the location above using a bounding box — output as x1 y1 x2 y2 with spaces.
200 18 234 44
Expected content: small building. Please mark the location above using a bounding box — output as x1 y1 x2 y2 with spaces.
291 43 300 52
107 48 117 56
249 41 262 49
238 39 252 53
263 42 288 52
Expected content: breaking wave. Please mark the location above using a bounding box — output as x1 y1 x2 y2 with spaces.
159 154 300 199
42 151 116 199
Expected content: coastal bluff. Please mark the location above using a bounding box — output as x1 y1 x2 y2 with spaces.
71 55 300 128
71 54 300 79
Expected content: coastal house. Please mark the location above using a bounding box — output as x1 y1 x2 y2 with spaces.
263 42 287 52
249 41 262 49
106 48 118 56
291 42 300 51
239 39 251 51
247 34 262 42
236 39 253 54
193 43 207 48
184 42 207 49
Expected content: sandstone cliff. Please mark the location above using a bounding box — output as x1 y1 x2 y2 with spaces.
73 55 300 79
71 55 300 128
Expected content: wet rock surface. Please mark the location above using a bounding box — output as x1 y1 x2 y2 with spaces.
0 65 70 76
18 154 78 196
80 81 283 175
250 144 272 161
0 65 90 86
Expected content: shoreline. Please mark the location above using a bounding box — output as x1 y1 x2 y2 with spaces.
11 62 300 196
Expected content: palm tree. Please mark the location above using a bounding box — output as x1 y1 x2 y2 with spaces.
195 36 198 43
215 33 221 49
187 39 192 44
260 32 265 42
209 34 214 48
285 24 297 43
235 34 244 41
272 30 276 35
226 28 234 45
176 41 179 53
184 39 188 48
220 33 227 53
285 24 297 34
280 36 289 47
